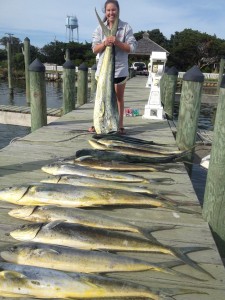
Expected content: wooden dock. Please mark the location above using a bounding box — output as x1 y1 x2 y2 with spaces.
0 76 225 299
0 105 62 126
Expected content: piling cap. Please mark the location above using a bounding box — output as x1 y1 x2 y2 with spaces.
183 65 204 82
220 75 225 88
91 64 97 70
167 66 178 76
29 58 45 72
24 37 30 42
78 63 88 71
63 60 75 69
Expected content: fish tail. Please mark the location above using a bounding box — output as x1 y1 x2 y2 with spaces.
139 225 179 242
170 246 215 279
95 8 110 37
160 288 208 299
157 260 208 281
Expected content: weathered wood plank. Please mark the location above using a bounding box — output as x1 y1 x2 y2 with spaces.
0 76 224 300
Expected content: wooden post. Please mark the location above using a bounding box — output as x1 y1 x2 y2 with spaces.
64 49 70 61
203 75 225 257
23 37 31 104
77 62 88 107
29 58 47 132
6 41 13 96
160 66 169 105
176 66 204 162
217 57 225 94
62 60 75 114
164 66 178 120
90 64 97 101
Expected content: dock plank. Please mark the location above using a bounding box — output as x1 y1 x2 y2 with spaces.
0 76 224 299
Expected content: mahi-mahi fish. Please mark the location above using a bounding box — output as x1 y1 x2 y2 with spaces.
8 205 178 242
0 242 189 278
0 182 187 210
93 9 119 133
41 162 174 185
41 174 180 196
0 262 161 299
9 221 213 279
89 139 190 159
75 148 188 164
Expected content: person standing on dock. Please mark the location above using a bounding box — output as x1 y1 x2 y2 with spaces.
88 0 137 134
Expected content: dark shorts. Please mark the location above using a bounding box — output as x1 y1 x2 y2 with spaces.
114 77 127 84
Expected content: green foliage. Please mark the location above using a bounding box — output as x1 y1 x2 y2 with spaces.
0 28 225 73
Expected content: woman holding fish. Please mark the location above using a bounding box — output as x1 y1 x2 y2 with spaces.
89 0 137 134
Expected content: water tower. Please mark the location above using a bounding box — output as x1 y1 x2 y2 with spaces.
66 15 79 42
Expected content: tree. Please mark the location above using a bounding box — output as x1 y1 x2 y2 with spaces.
168 29 225 72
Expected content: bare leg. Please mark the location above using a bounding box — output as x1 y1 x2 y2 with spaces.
115 82 126 129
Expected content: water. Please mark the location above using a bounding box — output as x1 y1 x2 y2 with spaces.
0 80 63 108
0 80 64 150
0 80 216 204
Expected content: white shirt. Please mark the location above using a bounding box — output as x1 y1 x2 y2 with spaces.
92 19 137 78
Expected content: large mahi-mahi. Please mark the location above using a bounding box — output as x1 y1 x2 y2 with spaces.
93 9 119 133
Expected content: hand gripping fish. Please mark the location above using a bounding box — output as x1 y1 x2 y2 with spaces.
93 8 119 133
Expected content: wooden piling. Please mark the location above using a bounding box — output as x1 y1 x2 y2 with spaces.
203 75 225 257
160 66 169 105
29 58 47 132
217 57 225 94
176 66 204 161
6 41 13 96
62 60 75 114
163 66 178 120
90 64 97 101
77 63 88 107
23 37 31 104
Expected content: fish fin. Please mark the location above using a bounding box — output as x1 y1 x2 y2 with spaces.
95 8 111 37
33 248 60 256
170 246 215 279
0 270 27 279
75 155 93 162
44 220 65 230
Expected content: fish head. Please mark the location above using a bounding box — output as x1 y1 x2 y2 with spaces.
10 223 42 241
41 163 61 175
8 206 37 219
0 185 29 203
1 244 28 262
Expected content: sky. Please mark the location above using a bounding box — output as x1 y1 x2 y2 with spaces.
0 0 224 48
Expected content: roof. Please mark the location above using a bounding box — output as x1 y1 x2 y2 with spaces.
133 32 169 56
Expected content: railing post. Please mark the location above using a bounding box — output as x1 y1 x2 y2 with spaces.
217 57 225 94
164 66 178 120
62 60 75 114
203 75 225 258
160 66 169 106
23 37 31 104
29 58 47 132
77 62 88 107
90 64 97 101
176 66 204 161
6 41 13 96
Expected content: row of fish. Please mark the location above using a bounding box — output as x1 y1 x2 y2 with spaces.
0 133 211 298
